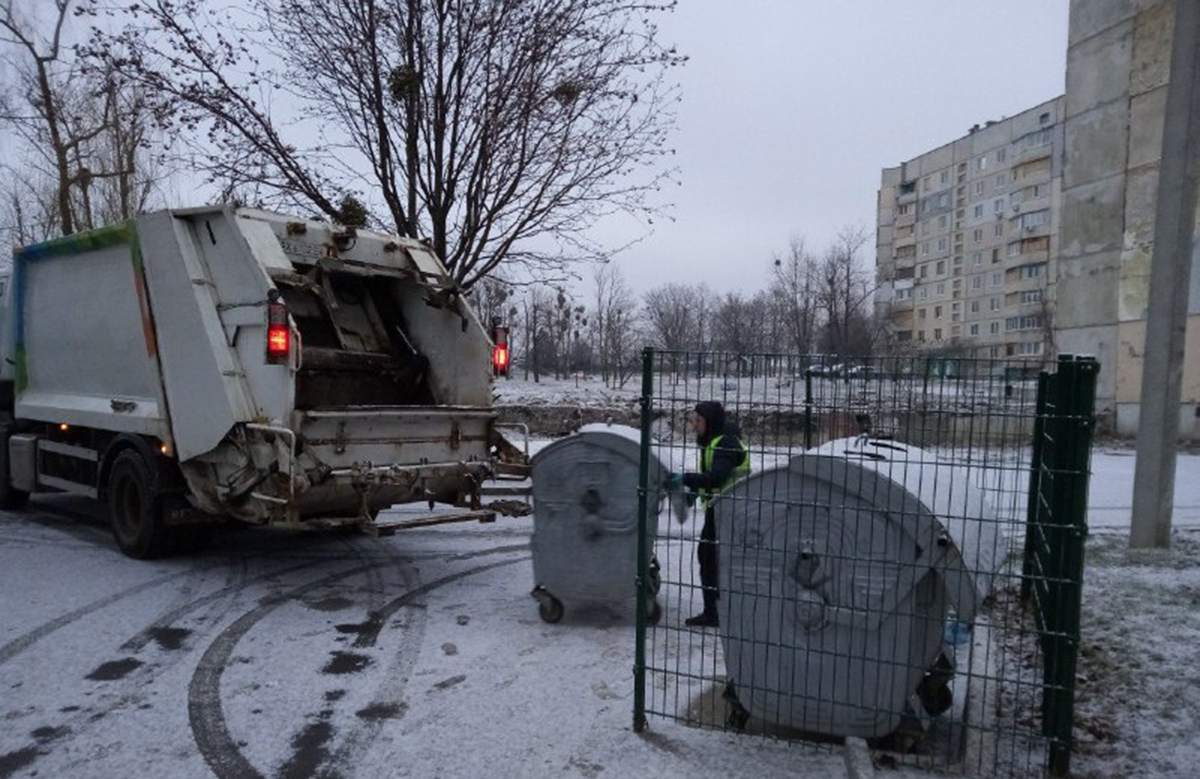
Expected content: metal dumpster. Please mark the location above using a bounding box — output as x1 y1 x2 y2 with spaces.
529 424 664 623
717 436 1001 738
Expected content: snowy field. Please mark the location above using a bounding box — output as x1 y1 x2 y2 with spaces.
1 446 1198 778
493 372 1038 412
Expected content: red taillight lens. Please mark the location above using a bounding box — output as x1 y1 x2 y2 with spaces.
491 324 509 376
267 299 290 365
268 326 290 354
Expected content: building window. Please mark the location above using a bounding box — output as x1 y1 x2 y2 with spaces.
936 260 946 274
1008 241 1023 257
994 198 1005 214
896 288 912 301
974 181 985 196
1020 209 1051 229
1039 112 1051 125
990 321 1000 335
970 300 980 314
937 237 948 251
1022 263 1047 279
973 251 983 266
921 243 930 257
1020 127 1053 149
953 255 964 268
973 228 983 242
918 286 928 300
995 173 1007 187
919 308 927 320
990 271 1003 287
976 156 987 171
991 297 1002 312
1006 317 1020 332
939 214 949 229
920 263 929 278
898 203 911 216
1021 289 1043 304
940 170 950 185
935 305 943 319
969 324 980 336
918 331 926 342
923 176 932 192
996 148 1007 163
1020 341 1045 356
973 204 984 219
994 222 1004 238
992 248 1001 263
934 328 943 341
971 275 983 290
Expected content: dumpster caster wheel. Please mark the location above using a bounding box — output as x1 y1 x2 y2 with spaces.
537 595 564 624
723 682 750 731
647 599 662 625
726 702 750 731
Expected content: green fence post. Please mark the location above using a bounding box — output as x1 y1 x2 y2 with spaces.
804 367 814 450
1045 355 1099 777
1022 371 1051 603
633 347 655 733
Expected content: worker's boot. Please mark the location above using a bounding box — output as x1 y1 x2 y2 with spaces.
685 611 719 628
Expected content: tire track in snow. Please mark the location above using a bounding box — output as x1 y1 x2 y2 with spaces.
188 547 529 779
318 554 531 777
0 546 378 777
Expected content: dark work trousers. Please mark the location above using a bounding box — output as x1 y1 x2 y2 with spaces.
698 506 719 615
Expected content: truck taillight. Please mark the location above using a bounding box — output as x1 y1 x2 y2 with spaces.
266 297 290 365
491 324 509 377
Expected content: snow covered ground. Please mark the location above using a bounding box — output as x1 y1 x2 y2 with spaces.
0 497 843 779
1 445 1197 778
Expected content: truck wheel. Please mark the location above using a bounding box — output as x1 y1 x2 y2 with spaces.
108 449 170 559
0 427 29 510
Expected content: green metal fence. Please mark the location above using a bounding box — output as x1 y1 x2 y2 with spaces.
632 350 1098 777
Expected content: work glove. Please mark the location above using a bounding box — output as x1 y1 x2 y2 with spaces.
662 472 685 492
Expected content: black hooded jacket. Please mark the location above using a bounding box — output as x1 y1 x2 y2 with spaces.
682 401 747 493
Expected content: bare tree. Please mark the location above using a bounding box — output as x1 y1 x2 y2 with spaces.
591 263 638 387
1 0 76 235
642 283 698 352
815 226 876 358
1 0 162 245
771 236 818 355
88 0 684 290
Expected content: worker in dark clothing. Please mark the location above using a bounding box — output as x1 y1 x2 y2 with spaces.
664 401 750 627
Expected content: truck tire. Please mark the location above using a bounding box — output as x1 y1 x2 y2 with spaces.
108 449 171 559
0 426 30 510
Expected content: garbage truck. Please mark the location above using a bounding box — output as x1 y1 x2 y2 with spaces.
0 206 526 557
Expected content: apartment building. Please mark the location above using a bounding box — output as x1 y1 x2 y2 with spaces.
875 97 1064 361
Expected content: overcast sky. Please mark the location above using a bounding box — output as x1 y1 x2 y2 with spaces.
603 1 1070 295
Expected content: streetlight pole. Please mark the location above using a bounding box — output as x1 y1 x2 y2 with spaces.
1131 0 1200 548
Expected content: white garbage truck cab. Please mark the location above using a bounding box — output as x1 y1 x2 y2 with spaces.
0 206 522 557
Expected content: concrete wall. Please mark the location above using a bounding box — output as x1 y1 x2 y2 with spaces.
1060 0 1200 437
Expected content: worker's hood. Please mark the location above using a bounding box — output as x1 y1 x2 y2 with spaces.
694 401 726 445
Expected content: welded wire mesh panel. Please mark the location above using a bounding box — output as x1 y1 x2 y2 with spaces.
633 350 1096 778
